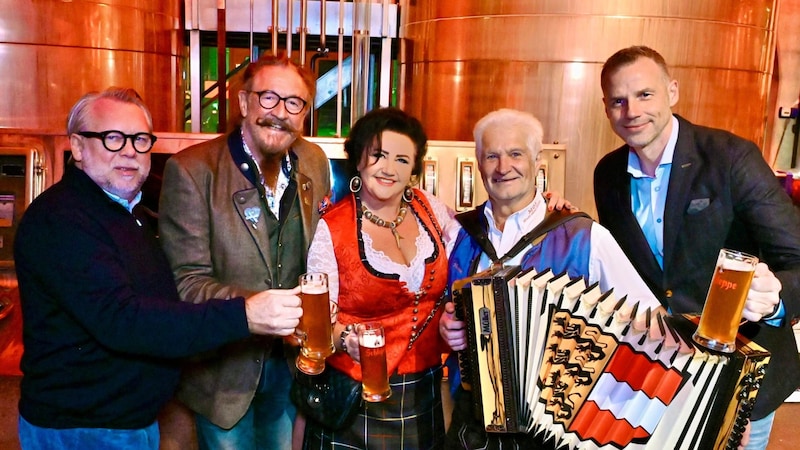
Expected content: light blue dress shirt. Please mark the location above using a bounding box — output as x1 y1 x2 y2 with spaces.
627 117 679 269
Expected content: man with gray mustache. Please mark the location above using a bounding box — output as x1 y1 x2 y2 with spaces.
158 54 331 450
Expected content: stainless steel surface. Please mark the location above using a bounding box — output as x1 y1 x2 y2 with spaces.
193 0 398 37
0 0 184 132
400 0 779 216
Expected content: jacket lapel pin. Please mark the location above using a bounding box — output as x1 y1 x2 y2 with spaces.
244 206 261 229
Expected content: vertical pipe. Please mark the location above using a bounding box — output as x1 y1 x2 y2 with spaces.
351 0 359 125
190 0 202 133
320 0 327 51
217 0 227 133
337 0 344 137
352 0 371 122
299 0 308 66
361 1 371 114
271 0 279 56
379 0 391 107
249 0 256 61
286 0 293 58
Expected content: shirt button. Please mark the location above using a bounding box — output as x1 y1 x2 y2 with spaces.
656 218 662 223
665 289 673 298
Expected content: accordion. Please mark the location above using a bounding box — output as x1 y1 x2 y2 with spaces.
452 265 770 450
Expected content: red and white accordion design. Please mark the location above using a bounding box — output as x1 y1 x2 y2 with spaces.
452 265 770 450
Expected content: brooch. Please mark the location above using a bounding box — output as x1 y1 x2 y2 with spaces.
244 206 261 229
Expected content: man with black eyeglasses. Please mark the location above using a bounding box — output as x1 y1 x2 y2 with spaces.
14 87 299 449
158 54 330 449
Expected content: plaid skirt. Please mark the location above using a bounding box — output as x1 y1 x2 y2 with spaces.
303 364 445 450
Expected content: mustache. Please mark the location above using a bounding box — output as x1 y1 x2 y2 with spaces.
255 116 299 134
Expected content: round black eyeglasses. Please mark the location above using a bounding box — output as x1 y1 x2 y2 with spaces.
77 130 157 154
250 90 308 115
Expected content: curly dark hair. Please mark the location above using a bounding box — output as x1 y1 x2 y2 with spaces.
343 107 428 179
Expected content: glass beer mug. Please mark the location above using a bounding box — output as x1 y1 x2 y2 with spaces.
692 249 758 353
357 322 392 402
295 272 336 375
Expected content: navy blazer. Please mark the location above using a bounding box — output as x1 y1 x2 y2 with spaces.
594 115 800 420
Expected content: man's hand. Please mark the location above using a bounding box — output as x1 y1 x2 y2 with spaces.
543 191 577 212
440 302 467 351
737 419 751 450
742 263 781 322
245 286 303 336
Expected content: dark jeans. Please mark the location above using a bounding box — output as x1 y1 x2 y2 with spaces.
18 415 159 450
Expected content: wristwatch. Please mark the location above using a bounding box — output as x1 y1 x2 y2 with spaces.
340 324 354 355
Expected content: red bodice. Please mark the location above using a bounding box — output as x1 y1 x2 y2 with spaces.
324 191 449 378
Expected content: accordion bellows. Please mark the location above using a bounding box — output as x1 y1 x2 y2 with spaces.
453 265 769 450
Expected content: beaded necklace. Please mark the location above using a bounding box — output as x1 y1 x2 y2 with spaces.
361 201 408 248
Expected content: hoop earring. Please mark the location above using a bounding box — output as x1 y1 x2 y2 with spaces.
349 176 362 193
403 186 414 203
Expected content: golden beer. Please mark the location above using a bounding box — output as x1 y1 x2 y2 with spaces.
299 289 335 360
693 249 757 353
357 323 392 402
296 272 334 375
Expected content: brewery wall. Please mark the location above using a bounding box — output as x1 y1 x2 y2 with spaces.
1 0 800 215
399 0 800 216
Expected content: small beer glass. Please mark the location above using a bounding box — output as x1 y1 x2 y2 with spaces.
692 249 758 353
295 272 336 375
357 322 392 402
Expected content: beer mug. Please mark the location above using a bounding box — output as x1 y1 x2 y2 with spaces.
357 322 392 402
692 249 758 353
295 272 336 375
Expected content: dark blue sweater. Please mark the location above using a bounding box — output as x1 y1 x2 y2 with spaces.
14 165 251 429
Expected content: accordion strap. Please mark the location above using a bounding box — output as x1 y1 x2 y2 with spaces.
456 206 591 265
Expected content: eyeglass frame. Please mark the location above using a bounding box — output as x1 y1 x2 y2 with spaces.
76 130 157 154
248 90 308 115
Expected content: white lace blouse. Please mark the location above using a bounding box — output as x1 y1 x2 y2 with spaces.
306 192 457 302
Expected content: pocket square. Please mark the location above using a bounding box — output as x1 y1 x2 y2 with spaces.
686 198 710 214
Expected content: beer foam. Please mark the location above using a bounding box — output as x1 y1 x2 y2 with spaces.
719 257 756 272
302 285 328 295
359 334 385 348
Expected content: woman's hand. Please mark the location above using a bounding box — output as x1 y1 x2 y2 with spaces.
543 191 577 212
345 331 360 363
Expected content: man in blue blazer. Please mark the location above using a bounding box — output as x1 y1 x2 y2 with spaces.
594 45 800 450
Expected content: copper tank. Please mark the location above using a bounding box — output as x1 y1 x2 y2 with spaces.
0 0 184 132
399 1 778 214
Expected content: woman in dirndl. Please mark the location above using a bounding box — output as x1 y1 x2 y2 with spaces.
302 107 457 449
